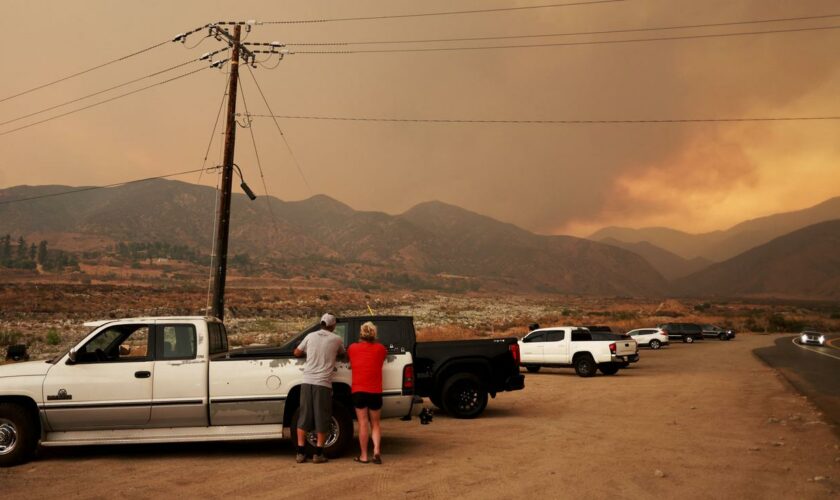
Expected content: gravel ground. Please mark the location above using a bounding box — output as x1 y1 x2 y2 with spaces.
1 333 838 499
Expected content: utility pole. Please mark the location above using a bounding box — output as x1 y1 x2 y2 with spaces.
210 25 242 320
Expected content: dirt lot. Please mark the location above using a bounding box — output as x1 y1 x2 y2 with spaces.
1 334 838 499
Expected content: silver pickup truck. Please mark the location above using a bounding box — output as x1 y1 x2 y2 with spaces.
0 316 419 467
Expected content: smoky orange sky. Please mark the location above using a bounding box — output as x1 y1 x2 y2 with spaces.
1 0 838 237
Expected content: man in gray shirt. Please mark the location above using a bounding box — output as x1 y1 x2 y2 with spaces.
293 313 345 463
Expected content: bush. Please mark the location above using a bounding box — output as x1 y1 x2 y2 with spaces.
0 331 22 346
46 329 61 346
767 313 805 333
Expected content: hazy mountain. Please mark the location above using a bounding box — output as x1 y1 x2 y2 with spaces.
674 219 840 299
590 197 840 261
599 238 713 280
0 180 667 295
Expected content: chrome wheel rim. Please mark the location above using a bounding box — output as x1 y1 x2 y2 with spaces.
0 419 18 456
305 416 339 448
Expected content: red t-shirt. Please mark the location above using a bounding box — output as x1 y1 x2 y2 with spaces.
347 341 387 394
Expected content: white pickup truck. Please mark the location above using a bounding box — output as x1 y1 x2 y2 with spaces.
0 316 419 467
518 326 637 377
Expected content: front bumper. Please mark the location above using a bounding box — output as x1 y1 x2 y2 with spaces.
801 338 824 346
505 373 526 391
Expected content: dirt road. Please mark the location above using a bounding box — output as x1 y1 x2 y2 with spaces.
2 334 838 499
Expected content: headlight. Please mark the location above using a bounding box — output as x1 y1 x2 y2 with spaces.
801 334 808 342
819 336 825 344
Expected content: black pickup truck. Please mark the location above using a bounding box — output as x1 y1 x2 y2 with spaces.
278 315 524 419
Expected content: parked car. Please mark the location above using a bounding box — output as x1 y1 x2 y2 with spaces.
701 324 736 341
627 328 669 349
0 316 421 467
799 330 826 346
278 316 525 419
658 323 704 343
518 326 637 377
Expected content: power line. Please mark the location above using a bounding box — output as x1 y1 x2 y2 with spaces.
278 13 840 46
245 113 840 124
0 65 212 138
244 65 313 194
0 167 212 206
0 40 172 104
197 71 231 186
237 72 282 235
0 51 227 128
292 24 840 54
259 0 625 24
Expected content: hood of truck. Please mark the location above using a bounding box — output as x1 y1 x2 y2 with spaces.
0 360 53 378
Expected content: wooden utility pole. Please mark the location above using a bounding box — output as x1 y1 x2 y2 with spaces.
210 25 242 320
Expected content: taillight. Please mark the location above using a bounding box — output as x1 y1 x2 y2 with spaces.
509 343 520 366
402 364 414 394
609 342 616 354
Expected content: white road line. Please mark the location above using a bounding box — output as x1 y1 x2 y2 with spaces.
791 337 840 361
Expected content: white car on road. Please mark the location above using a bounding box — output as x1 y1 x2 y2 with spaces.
627 328 669 350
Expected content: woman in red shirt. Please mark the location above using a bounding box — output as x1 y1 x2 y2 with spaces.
347 321 387 464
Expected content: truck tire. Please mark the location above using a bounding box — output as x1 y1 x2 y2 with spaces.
430 394 443 409
0 402 38 468
598 364 620 376
649 339 661 350
290 400 353 459
525 366 540 373
441 373 488 419
684 336 694 344
574 354 597 377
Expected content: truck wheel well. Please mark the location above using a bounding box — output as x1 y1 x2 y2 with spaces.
282 382 353 427
572 352 593 362
437 362 490 392
0 396 41 437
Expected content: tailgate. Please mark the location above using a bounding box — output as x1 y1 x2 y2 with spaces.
614 339 636 356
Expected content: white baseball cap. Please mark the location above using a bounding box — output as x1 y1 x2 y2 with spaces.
320 313 336 327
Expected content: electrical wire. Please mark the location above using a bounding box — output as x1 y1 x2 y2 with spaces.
0 167 212 206
238 74 281 236
0 51 227 128
279 13 840 46
0 39 171 104
0 65 212 138
258 0 625 24
197 72 232 186
245 113 840 124
244 65 313 194
292 24 840 54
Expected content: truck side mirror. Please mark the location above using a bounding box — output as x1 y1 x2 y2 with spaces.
67 349 77 364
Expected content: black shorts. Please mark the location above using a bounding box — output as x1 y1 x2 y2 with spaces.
352 392 383 410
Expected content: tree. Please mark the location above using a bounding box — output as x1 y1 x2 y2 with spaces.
37 241 48 264
0 235 10 266
16 236 27 261
29 243 36 261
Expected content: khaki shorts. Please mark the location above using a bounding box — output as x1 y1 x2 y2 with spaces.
298 383 332 434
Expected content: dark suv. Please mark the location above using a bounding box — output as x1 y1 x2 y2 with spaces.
701 324 736 341
658 323 704 343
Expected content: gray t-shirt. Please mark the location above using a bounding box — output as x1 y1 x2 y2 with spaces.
298 329 346 388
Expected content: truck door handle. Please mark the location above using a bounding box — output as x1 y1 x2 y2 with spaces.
135 371 151 379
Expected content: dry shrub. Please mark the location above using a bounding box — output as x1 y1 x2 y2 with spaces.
417 325 479 341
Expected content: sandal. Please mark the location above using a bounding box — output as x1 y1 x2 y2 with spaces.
354 456 370 464
372 454 382 465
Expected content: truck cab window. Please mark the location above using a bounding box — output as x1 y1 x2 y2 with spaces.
372 320 409 353
546 331 565 342
159 325 197 360
523 332 546 343
208 322 229 355
77 325 151 363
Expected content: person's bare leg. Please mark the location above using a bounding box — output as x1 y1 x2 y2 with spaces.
297 427 306 447
316 432 326 447
355 407 370 461
370 409 382 458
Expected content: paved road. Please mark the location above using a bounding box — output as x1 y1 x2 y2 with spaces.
754 333 840 432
